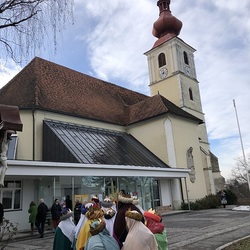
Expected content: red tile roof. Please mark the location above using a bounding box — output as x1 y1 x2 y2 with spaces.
0 57 201 125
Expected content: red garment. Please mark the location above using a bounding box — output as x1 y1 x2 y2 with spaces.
145 217 165 234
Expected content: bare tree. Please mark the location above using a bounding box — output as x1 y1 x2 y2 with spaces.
231 153 250 184
0 0 74 62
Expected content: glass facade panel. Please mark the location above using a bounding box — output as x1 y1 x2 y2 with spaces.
34 176 160 211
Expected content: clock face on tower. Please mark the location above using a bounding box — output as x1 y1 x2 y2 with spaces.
159 67 168 79
185 66 191 76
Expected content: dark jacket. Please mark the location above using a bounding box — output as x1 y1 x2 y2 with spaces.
0 203 3 224
74 201 82 222
65 196 72 210
36 202 49 222
51 203 62 220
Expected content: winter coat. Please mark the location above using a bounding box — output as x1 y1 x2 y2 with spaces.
51 203 62 220
74 202 82 222
28 204 38 224
36 202 49 223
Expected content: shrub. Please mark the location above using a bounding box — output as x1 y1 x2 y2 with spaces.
0 218 18 250
223 190 238 205
182 189 238 211
181 194 221 210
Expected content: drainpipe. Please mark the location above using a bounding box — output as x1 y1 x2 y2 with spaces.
184 178 190 210
179 178 184 202
32 107 35 160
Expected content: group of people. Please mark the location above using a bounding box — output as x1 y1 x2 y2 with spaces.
28 192 168 249
28 195 74 238
28 198 49 238
51 191 168 250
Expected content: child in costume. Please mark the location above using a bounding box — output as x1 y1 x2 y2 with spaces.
144 209 168 250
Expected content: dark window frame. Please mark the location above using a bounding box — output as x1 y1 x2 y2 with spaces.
189 87 194 101
158 53 166 68
0 180 22 211
183 51 189 65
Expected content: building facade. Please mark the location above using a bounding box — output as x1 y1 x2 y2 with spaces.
0 0 224 230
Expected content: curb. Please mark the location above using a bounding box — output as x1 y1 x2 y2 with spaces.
215 234 250 250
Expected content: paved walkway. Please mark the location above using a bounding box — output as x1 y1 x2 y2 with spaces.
1 206 250 249
162 206 250 249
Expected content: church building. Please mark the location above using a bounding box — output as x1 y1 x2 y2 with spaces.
0 0 224 230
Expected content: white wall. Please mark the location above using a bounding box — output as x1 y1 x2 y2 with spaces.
4 179 35 231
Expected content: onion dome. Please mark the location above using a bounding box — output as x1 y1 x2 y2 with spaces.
152 0 182 48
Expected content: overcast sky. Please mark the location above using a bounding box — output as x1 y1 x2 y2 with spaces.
1 0 250 180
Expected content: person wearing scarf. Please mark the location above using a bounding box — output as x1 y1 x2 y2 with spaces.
53 208 76 250
113 194 144 248
100 197 116 237
144 209 168 250
122 210 158 250
76 206 104 250
85 219 120 250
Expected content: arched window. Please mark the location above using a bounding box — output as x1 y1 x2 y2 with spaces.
183 51 189 65
189 88 194 101
158 53 166 68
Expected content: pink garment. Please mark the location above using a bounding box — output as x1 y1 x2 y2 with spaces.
121 217 158 250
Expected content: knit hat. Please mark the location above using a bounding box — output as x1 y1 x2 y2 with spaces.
125 210 143 221
61 208 73 221
89 219 106 236
144 208 162 222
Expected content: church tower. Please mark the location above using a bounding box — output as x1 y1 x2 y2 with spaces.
145 0 209 147
145 0 220 194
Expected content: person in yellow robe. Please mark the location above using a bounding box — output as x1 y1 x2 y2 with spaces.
76 206 104 250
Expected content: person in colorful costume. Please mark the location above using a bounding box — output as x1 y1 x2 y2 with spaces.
85 219 120 250
100 197 116 236
53 208 76 250
122 210 158 250
144 209 168 250
76 205 104 250
75 202 93 239
113 192 144 248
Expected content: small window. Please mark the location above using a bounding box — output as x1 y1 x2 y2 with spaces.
183 51 189 65
0 181 22 210
158 53 166 68
189 88 194 101
7 134 18 160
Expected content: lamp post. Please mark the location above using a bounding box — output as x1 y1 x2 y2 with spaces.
233 99 250 191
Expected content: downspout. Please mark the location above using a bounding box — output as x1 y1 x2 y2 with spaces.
179 178 184 202
184 177 190 210
32 107 35 160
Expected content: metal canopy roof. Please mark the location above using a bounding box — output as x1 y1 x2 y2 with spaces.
43 120 170 168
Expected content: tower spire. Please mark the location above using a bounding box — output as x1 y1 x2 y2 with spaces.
152 0 182 48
